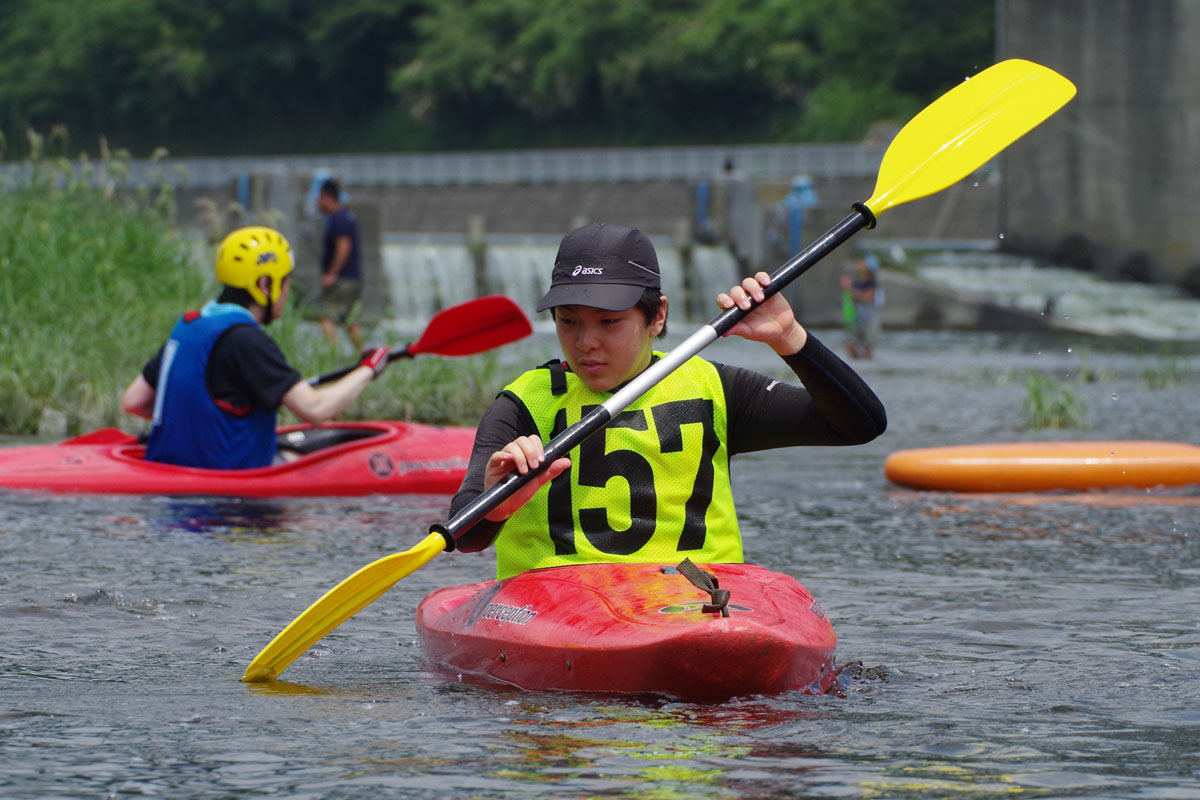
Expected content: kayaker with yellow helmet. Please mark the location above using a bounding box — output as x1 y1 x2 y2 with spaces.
449 222 887 579
122 226 390 469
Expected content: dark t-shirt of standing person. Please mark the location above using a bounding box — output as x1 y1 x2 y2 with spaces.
321 207 362 280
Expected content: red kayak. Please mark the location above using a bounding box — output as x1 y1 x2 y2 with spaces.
0 421 473 496
416 561 837 703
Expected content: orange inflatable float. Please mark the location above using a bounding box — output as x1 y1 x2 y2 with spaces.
884 441 1200 492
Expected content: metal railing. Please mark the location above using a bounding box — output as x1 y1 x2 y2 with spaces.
2 142 889 190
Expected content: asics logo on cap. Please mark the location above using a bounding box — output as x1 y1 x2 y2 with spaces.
571 265 604 277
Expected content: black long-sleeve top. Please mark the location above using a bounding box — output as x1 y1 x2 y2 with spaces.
450 333 886 552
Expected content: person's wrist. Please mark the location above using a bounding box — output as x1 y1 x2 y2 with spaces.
770 323 807 355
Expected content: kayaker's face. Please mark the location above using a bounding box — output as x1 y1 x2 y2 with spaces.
554 301 666 392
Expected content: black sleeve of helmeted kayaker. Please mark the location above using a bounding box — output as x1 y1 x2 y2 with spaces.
209 325 304 411
449 392 539 553
141 346 165 388
720 333 886 454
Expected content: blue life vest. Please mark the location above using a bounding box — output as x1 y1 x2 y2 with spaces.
145 303 278 469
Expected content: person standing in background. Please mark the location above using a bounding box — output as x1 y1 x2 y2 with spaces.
314 179 365 349
840 254 882 359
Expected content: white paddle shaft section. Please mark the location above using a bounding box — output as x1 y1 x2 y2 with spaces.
601 326 719 416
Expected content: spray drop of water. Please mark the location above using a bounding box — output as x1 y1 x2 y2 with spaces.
1111 393 1120 400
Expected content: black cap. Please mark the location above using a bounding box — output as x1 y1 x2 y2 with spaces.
536 223 661 312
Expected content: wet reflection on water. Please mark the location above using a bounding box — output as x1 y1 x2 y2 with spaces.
1 330 1198 798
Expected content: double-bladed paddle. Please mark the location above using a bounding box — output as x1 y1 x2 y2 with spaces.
307 294 533 386
243 58 1076 683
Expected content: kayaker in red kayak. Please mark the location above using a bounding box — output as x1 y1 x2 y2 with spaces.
121 226 391 470
449 221 887 579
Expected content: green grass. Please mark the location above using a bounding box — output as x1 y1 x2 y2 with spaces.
0 144 505 436
270 314 505 429
1021 372 1088 430
1141 355 1189 390
1 161 209 434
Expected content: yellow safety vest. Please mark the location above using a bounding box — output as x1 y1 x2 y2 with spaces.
495 353 742 579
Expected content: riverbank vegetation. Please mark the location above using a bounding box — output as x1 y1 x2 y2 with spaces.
0 0 994 157
0 142 505 437
0 143 203 434
1022 373 1088 430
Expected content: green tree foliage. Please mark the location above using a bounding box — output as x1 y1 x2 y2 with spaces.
0 0 993 154
394 0 994 145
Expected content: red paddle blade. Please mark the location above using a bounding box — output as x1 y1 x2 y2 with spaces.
409 295 532 357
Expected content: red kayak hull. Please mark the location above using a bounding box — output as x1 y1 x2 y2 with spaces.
0 421 473 496
416 562 837 703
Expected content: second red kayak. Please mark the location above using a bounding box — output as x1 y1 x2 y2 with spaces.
0 420 474 496
416 561 837 703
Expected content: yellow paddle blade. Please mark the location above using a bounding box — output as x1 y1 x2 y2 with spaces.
242 532 447 682
866 59 1076 216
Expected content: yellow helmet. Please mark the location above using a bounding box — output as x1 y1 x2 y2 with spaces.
215 226 294 306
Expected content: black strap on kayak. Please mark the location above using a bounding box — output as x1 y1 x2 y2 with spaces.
675 558 730 617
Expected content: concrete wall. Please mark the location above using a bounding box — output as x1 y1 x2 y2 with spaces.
175 172 1000 256
173 171 1005 329
998 0 1200 290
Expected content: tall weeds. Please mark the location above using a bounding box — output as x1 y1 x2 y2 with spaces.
1 130 503 436
1 136 209 434
1021 372 1088 430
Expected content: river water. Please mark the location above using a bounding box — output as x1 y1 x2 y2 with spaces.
3 327 1198 799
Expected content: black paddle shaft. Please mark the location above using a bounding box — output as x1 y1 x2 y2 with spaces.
307 346 413 387
430 203 876 550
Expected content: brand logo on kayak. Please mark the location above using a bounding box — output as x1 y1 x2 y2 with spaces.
571 265 603 277
394 458 469 474
368 452 394 478
658 602 752 614
480 602 537 626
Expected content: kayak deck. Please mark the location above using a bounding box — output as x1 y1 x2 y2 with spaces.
416 562 837 703
885 440 1200 492
0 421 474 496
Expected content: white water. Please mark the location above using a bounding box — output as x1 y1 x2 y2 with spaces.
381 241 478 320
380 242 1200 345
480 241 558 314
381 241 728 327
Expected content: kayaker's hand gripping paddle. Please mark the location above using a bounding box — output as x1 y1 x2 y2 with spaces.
243 59 1076 683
